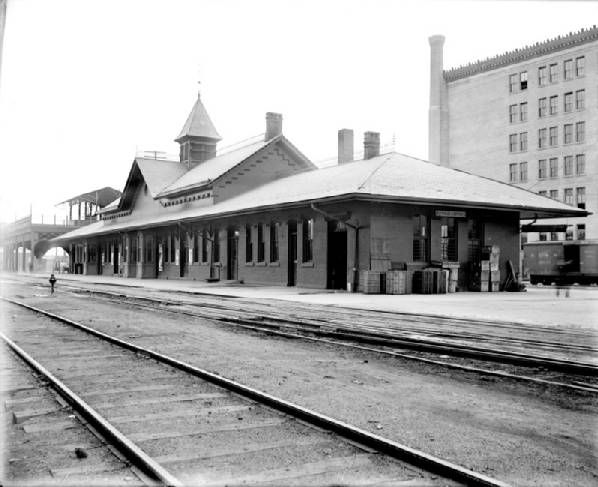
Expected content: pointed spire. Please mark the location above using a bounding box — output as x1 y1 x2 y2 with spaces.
175 90 221 143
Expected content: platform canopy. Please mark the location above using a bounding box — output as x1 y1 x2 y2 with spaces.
57 187 122 209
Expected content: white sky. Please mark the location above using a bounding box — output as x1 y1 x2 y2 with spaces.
0 0 595 223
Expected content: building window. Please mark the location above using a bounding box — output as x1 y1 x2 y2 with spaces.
549 95 558 115
564 59 573 80
549 126 558 147
564 124 573 144
565 226 574 241
519 132 527 151
467 219 483 263
575 121 585 143
538 190 548 197
270 222 279 262
538 128 547 149
538 159 547 179
245 225 252 262
509 163 518 182
213 229 220 262
413 215 428 262
549 189 559 200
539 233 548 242
549 157 558 178
302 218 314 262
577 224 586 240
201 231 208 263
564 92 573 112
257 223 265 262
550 232 559 241
193 232 199 262
575 89 585 110
509 73 518 93
538 97 547 117
520 102 527 122
576 154 585 175
564 156 573 176
440 217 457 262
519 162 528 182
548 63 558 83
564 188 573 205
170 234 175 263
576 187 586 209
575 56 585 77
520 71 528 90
538 66 547 86
509 133 518 153
509 104 518 123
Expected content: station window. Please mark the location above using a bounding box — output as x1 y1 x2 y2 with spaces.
538 190 547 197
440 217 457 262
302 218 314 263
550 232 559 241
565 226 574 241
539 233 548 242
245 225 253 262
576 187 586 209
270 221 279 262
575 56 585 77
509 163 518 182
549 189 559 200
564 92 573 112
576 154 585 175
509 104 518 123
467 219 483 263
412 215 428 262
213 229 220 262
257 223 265 262
575 89 585 110
519 162 528 182
193 232 199 262
538 128 547 149
563 156 573 176
509 134 518 153
201 231 208 263
577 224 586 240
549 157 558 178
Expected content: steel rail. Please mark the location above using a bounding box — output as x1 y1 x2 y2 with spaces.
0 330 183 487
72 286 597 376
2 297 511 487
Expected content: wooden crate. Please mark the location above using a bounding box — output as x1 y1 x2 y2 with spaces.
360 271 384 294
385 270 413 295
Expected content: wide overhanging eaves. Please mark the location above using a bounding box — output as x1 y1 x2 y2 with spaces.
51 193 589 243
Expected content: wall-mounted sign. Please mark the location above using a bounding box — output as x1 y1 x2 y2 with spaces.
435 210 466 218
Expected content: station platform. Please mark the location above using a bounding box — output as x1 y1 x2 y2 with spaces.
4 272 598 330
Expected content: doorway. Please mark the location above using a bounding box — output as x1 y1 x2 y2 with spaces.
327 221 347 289
113 242 119 275
227 228 239 280
180 233 187 277
288 220 297 286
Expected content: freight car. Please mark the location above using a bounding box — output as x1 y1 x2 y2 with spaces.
523 240 598 285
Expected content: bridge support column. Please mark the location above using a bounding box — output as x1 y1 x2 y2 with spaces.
29 233 36 272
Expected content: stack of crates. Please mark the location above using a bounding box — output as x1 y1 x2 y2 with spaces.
480 245 500 292
360 270 385 294
413 269 448 294
385 270 413 294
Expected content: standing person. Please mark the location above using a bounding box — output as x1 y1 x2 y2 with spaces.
49 273 57 295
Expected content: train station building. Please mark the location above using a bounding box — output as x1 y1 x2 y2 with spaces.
53 91 588 291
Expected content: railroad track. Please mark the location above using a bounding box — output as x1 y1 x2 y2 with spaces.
2 297 512 487
30 281 598 378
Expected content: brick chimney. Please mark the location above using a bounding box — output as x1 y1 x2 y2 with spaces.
265 112 283 140
363 131 380 160
338 129 354 164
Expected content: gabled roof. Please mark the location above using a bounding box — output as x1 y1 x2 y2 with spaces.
158 135 315 198
53 152 588 243
175 93 221 142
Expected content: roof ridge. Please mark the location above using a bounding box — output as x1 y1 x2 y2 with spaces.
445 25 598 82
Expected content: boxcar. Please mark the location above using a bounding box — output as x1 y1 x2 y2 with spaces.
523 240 598 285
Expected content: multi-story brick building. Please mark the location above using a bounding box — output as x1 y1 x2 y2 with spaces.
428 27 597 243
